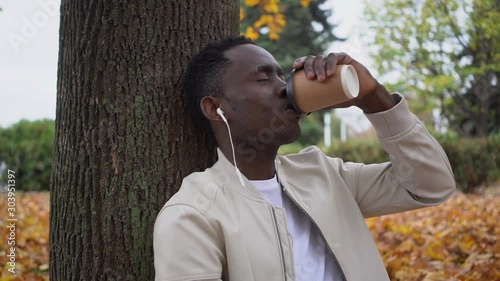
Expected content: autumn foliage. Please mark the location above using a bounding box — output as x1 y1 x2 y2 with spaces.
0 192 49 281
367 191 500 280
241 0 311 40
0 191 498 280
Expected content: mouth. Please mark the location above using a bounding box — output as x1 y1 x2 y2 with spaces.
284 103 302 118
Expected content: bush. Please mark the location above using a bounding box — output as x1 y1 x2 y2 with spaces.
321 139 389 164
0 119 55 191
436 132 500 192
278 142 305 155
279 139 388 163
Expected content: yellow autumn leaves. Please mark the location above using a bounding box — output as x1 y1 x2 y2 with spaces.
241 0 312 40
0 192 49 280
366 191 500 280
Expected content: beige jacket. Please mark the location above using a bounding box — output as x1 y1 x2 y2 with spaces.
154 97 455 281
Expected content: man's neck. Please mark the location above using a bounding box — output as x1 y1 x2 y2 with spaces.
219 145 278 180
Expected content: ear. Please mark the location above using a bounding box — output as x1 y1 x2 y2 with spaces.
200 96 223 122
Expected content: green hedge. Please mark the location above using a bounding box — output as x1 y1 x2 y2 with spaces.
280 133 500 192
0 119 55 191
322 140 389 164
435 133 500 192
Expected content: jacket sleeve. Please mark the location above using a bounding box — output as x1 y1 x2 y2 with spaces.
344 94 456 218
153 204 224 281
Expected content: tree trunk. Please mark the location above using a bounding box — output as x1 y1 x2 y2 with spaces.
50 1 239 280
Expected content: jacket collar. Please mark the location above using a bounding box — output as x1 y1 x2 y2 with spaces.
211 148 269 201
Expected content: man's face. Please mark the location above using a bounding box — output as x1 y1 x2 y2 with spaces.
220 44 302 152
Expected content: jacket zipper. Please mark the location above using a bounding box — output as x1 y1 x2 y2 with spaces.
283 189 347 281
275 161 347 281
271 206 288 281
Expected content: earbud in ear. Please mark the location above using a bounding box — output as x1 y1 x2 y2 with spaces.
217 107 228 123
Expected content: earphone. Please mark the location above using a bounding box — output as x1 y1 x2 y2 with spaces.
216 107 227 123
216 107 246 187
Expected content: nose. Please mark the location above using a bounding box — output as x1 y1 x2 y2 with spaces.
277 86 286 99
277 79 286 99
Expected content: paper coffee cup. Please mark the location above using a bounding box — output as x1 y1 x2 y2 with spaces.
286 65 360 114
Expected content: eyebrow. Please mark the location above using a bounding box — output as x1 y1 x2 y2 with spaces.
252 64 285 76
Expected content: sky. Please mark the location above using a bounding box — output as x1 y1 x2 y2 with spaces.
0 0 372 129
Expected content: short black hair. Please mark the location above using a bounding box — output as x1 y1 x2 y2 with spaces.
184 36 256 138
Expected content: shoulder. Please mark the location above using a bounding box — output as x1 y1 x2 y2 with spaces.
277 145 364 185
160 168 224 217
154 172 222 242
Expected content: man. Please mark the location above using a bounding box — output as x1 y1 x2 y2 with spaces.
153 36 455 281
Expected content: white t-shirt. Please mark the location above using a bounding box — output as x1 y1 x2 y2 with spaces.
250 176 343 281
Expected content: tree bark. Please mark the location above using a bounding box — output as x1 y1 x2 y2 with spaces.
50 1 239 280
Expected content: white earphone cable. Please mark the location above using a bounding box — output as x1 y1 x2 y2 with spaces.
220 115 246 187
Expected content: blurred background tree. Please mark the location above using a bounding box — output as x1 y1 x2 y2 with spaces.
364 0 499 137
0 120 54 191
240 0 344 72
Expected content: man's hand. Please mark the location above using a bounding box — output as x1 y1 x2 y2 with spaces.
292 53 397 114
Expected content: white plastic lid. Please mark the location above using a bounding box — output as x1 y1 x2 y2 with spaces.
340 65 360 99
